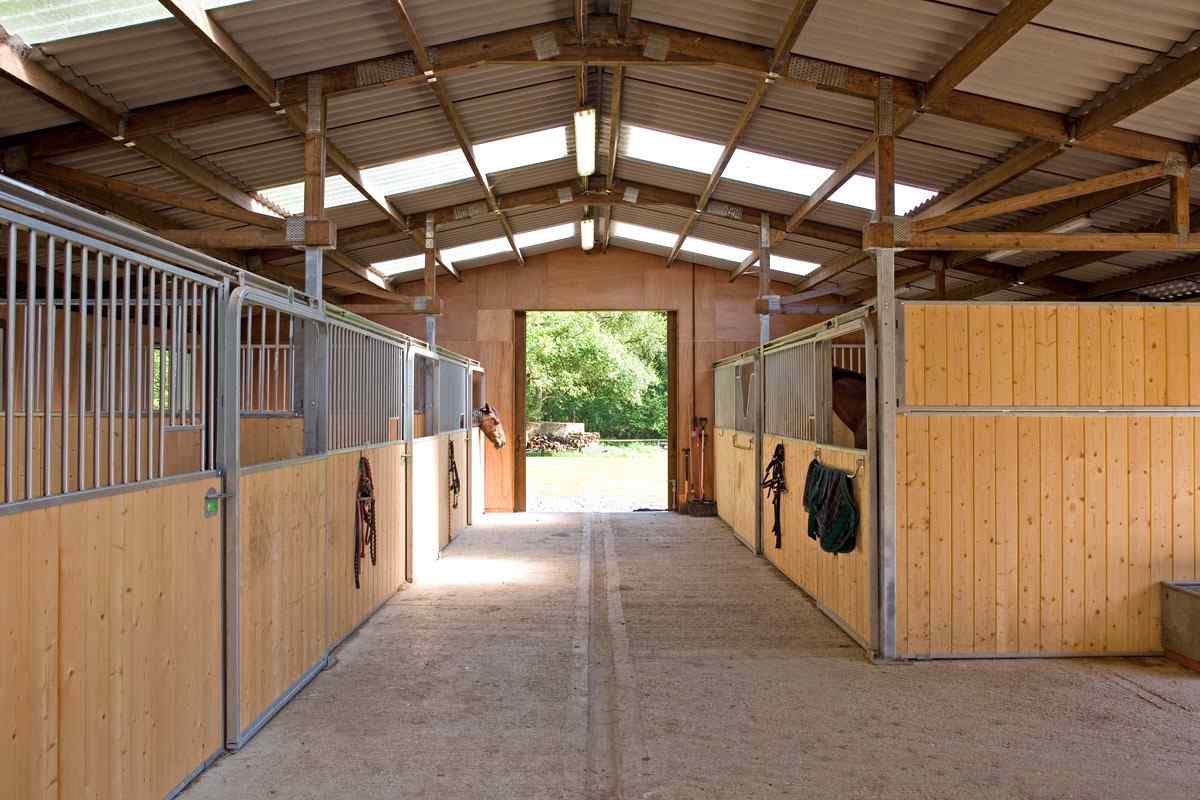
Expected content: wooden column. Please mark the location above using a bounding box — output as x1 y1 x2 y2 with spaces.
1172 171 1191 241
302 74 328 455
424 213 438 350
873 76 899 660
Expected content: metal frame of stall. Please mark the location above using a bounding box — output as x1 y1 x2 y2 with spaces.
0 176 485 792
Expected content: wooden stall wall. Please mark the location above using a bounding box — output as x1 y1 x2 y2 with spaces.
237 458 328 728
410 434 448 578
448 430 469 537
377 248 818 511
1 475 223 800
895 302 1200 658
470 427 485 523
714 427 756 548
762 436 873 646
325 443 407 645
239 416 303 466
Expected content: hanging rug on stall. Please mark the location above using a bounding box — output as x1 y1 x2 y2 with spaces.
802 458 858 554
355 455 378 590
760 443 786 549
448 441 461 510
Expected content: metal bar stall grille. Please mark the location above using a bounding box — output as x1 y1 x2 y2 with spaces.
734 360 758 434
326 319 407 450
714 362 736 429
439 359 468 433
0 209 221 506
238 304 299 417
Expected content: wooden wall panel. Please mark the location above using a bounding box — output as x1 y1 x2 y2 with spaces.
239 416 303 466
904 302 1200 408
383 248 818 512
325 443 407 646
410 434 449 578
448 431 469 539
761 435 873 645
713 427 755 548
238 459 328 728
1 475 222 800
895 413 1199 658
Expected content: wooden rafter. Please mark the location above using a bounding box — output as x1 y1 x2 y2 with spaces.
902 231 1200 252
389 0 524 265
601 65 625 252
913 140 1064 221
1074 43 1200 142
1085 254 1200 298
913 158 1185 233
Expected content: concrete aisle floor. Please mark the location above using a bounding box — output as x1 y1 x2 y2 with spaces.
182 513 1200 800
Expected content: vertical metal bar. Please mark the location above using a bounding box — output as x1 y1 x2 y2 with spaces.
122 259 130 484
61 242 71 494
108 253 116 486
92 253 101 489
272 309 280 412
4 224 14 503
159 270 167 475
135 263 144 481
170 275 179 427
201 285 209 468
25 228 35 500
77 248 87 493
148 269 157 479
43 237 54 496
189 280 197 426
258 301 267 413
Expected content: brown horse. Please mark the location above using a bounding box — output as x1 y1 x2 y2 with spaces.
476 403 507 449
832 367 868 450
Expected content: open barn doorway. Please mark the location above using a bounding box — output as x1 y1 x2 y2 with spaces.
514 310 676 512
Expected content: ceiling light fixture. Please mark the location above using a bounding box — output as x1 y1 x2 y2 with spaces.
580 216 595 251
574 107 596 177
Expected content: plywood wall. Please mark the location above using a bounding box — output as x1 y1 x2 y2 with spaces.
896 412 1200 658
325 443 407 645
379 248 819 511
903 302 1200 408
238 458 328 728
762 436 873 646
1 475 223 800
714 427 756 548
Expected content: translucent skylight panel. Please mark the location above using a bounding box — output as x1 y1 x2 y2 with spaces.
514 223 575 248
622 124 938 215
623 126 722 173
1 0 241 45
371 254 425 276
255 127 569 214
611 221 679 248
770 256 819 276
475 127 568 175
441 236 511 265
682 237 751 263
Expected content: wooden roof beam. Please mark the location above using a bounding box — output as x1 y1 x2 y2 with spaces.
1074 36 1200 141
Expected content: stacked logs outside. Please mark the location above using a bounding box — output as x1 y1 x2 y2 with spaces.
526 431 602 453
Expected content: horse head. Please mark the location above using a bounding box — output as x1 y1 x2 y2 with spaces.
475 403 507 449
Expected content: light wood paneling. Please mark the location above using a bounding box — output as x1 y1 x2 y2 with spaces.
713 427 756 548
239 416 303 466
761 435 873 646
1 475 222 800
238 459 328 729
325 443 407 646
895 413 1199 658
904 302 1200 408
410 433 455 578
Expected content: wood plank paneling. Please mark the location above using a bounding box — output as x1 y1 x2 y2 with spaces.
714 427 756 549
760 435 873 646
897 412 1200 657
905 302 1200 408
2 476 222 800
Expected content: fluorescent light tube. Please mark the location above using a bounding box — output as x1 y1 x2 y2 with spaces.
580 217 595 251
574 107 596 177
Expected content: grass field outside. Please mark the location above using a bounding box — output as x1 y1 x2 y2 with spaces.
527 443 667 512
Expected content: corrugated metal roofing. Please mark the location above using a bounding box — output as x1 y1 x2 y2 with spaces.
2 0 1198 299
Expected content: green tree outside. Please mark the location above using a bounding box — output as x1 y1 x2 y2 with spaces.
526 311 667 439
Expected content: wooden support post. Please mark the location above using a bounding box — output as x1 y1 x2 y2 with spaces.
424 213 438 350
932 253 947 299
302 74 327 456
873 78 898 660
1172 171 1191 241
